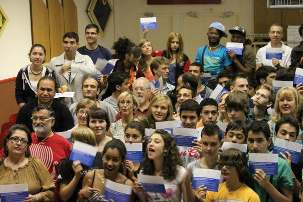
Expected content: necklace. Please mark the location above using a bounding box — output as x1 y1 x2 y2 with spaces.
208 44 220 51
29 66 43 75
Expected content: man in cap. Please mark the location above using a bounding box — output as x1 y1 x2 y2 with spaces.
228 26 255 76
195 21 232 77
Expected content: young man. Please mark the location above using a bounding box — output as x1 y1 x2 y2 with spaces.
251 84 273 121
198 98 219 127
290 24 303 68
78 23 112 64
180 99 201 129
224 120 247 144
255 65 276 87
256 24 292 69
228 25 255 75
49 32 99 103
247 121 293 202
225 91 249 123
188 62 212 101
230 74 249 94
195 21 232 76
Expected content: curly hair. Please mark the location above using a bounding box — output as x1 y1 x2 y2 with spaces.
112 37 137 60
141 129 182 181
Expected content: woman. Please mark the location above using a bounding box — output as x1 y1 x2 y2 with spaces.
110 91 138 141
79 139 134 201
270 87 301 133
88 108 112 153
204 148 260 202
138 39 154 81
74 98 97 127
134 129 193 201
15 44 56 108
161 32 190 86
0 124 55 201
124 121 146 177
143 94 174 129
58 126 103 202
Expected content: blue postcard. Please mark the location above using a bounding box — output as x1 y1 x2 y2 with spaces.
69 141 98 167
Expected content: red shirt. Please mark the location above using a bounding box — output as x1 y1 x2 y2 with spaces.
30 133 72 176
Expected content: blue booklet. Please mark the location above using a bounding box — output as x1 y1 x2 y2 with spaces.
273 138 302 164
69 141 98 167
266 48 283 60
192 168 221 192
125 143 144 163
140 17 157 30
226 42 244 56
294 68 303 85
138 174 166 193
0 184 28 202
155 120 181 135
248 153 278 175
104 179 132 202
173 128 199 147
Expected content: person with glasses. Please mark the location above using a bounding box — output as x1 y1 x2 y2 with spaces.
0 124 55 201
29 106 72 176
205 148 260 202
16 76 74 132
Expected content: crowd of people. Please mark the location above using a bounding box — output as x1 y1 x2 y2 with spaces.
1 21 303 201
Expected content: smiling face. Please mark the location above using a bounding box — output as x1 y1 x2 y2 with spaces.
207 28 221 44
85 27 98 45
278 92 296 115
103 148 122 177
7 130 29 157
89 118 107 137
141 41 153 56
269 25 283 44
29 46 45 66
37 79 56 105
147 133 165 160
76 107 90 126
151 100 169 122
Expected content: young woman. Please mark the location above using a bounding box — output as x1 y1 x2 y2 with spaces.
202 148 260 202
15 44 56 108
79 139 134 201
58 126 102 202
124 121 146 177
110 91 138 141
87 108 112 153
74 98 97 127
138 39 155 81
133 129 193 201
161 32 190 86
143 94 174 129
0 124 55 201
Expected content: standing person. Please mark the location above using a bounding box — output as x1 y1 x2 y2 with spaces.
49 32 99 103
110 92 138 141
256 24 292 69
87 108 112 153
16 76 74 132
78 24 112 64
133 129 193 201
228 25 256 75
138 39 155 81
29 106 72 176
15 44 57 108
291 24 303 68
161 32 191 86
0 124 55 201
195 21 232 77
247 121 293 202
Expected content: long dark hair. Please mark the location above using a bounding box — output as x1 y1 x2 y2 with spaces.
141 129 182 181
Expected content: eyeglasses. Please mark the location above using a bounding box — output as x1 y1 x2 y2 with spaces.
31 116 52 122
9 136 28 145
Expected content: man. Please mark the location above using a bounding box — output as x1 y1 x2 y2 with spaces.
132 77 152 120
251 84 273 121
198 98 219 127
195 21 232 76
224 120 247 144
228 25 255 75
78 23 112 64
188 62 212 102
180 99 201 129
247 121 293 202
256 24 292 69
216 70 233 88
150 56 174 94
49 32 99 103
69 75 117 123
290 24 303 68
16 76 74 132
230 74 249 94
225 91 249 123
30 106 72 176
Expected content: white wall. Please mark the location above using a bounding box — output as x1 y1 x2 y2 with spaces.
0 0 32 80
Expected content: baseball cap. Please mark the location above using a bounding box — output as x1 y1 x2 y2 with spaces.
229 26 246 36
209 21 227 37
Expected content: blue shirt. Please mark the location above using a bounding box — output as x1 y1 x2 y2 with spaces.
195 45 232 75
78 45 112 64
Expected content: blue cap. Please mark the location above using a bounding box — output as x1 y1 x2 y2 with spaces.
209 21 227 37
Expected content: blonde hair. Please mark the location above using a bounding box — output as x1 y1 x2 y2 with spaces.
272 87 301 122
71 126 96 146
75 98 97 114
149 94 174 121
117 91 138 110
166 32 184 61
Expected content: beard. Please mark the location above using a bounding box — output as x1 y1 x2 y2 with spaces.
33 125 50 140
